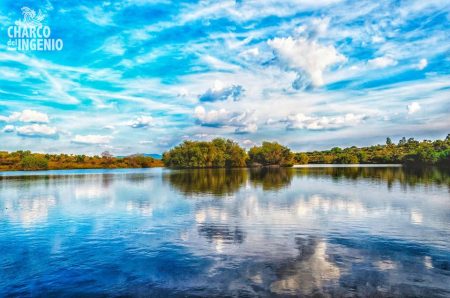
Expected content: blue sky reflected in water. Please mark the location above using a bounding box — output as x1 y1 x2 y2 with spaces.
0 167 449 296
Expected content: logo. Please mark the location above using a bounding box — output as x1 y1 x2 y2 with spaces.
7 7 63 51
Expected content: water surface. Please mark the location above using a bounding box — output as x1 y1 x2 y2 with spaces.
0 167 449 297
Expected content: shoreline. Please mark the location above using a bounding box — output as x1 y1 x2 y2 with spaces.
293 164 403 168
0 164 408 176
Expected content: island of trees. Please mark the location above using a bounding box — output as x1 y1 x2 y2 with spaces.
162 135 450 169
0 151 163 171
162 139 294 168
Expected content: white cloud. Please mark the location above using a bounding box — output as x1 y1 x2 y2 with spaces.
194 106 257 133
416 58 428 70
407 102 421 114
239 47 259 59
283 113 366 130
203 55 240 71
101 36 125 56
2 125 15 133
128 116 156 128
368 56 398 68
309 17 330 38
139 140 154 145
83 6 114 26
229 111 258 134
198 82 244 102
235 123 258 134
371 35 385 43
1 109 49 123
268 36 346 87
16 124 58 138
72 134 112 145
194 106 230 126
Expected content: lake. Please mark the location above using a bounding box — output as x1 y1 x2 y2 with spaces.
0 166 449 297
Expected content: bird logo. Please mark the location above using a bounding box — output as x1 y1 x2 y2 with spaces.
15 7 46 27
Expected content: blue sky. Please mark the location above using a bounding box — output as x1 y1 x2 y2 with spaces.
0 0 449 155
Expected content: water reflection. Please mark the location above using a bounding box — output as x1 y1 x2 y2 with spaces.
270 237 340 296
295 166 450 190
249 168 294 190
163 168 247 196
0 167 449 297
163 166 450 197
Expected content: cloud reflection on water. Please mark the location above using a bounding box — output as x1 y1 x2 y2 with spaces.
0 167 448 296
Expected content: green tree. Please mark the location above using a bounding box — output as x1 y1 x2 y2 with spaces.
248 142 294 167
162 138 248 168
20 155 49 170
386 137 393 146
296 153 309 164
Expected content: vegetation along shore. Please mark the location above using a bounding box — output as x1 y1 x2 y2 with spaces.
162 135 450 168
0 135 449 171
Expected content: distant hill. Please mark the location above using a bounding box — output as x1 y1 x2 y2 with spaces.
143 154 162 159
116 153 162 159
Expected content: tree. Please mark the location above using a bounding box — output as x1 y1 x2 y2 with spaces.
162 138 248 168
296 153 309 164
101 151 113 158
20 155 49 170
386 137 392 146
248 142 294 167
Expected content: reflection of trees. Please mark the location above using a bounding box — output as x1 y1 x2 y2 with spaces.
249 168 294 190
163 169 247 196
197 224 245 244
295 167 450 189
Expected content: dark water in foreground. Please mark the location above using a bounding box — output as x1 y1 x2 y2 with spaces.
0 167 449 297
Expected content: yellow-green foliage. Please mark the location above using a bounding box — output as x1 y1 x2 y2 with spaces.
295 135 450 167
163 138 248 168
0 150 163 171
248 141 294 167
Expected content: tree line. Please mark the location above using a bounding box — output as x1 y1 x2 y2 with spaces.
295 135 450 167
0 150 163 171
1 135 448 171
162 135 450 169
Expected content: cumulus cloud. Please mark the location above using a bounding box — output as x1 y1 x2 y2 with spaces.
268 36 346 88
0 109 49 123
2 125 15 133
229 111 258 134
194 106 230 126
128 116 155 128
16 124 58 138
283 113 366 130
194 106 257 134
416 58 428 70
407 102 421 114
198 81 244 102
368 56 398 68
72 135 112 145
